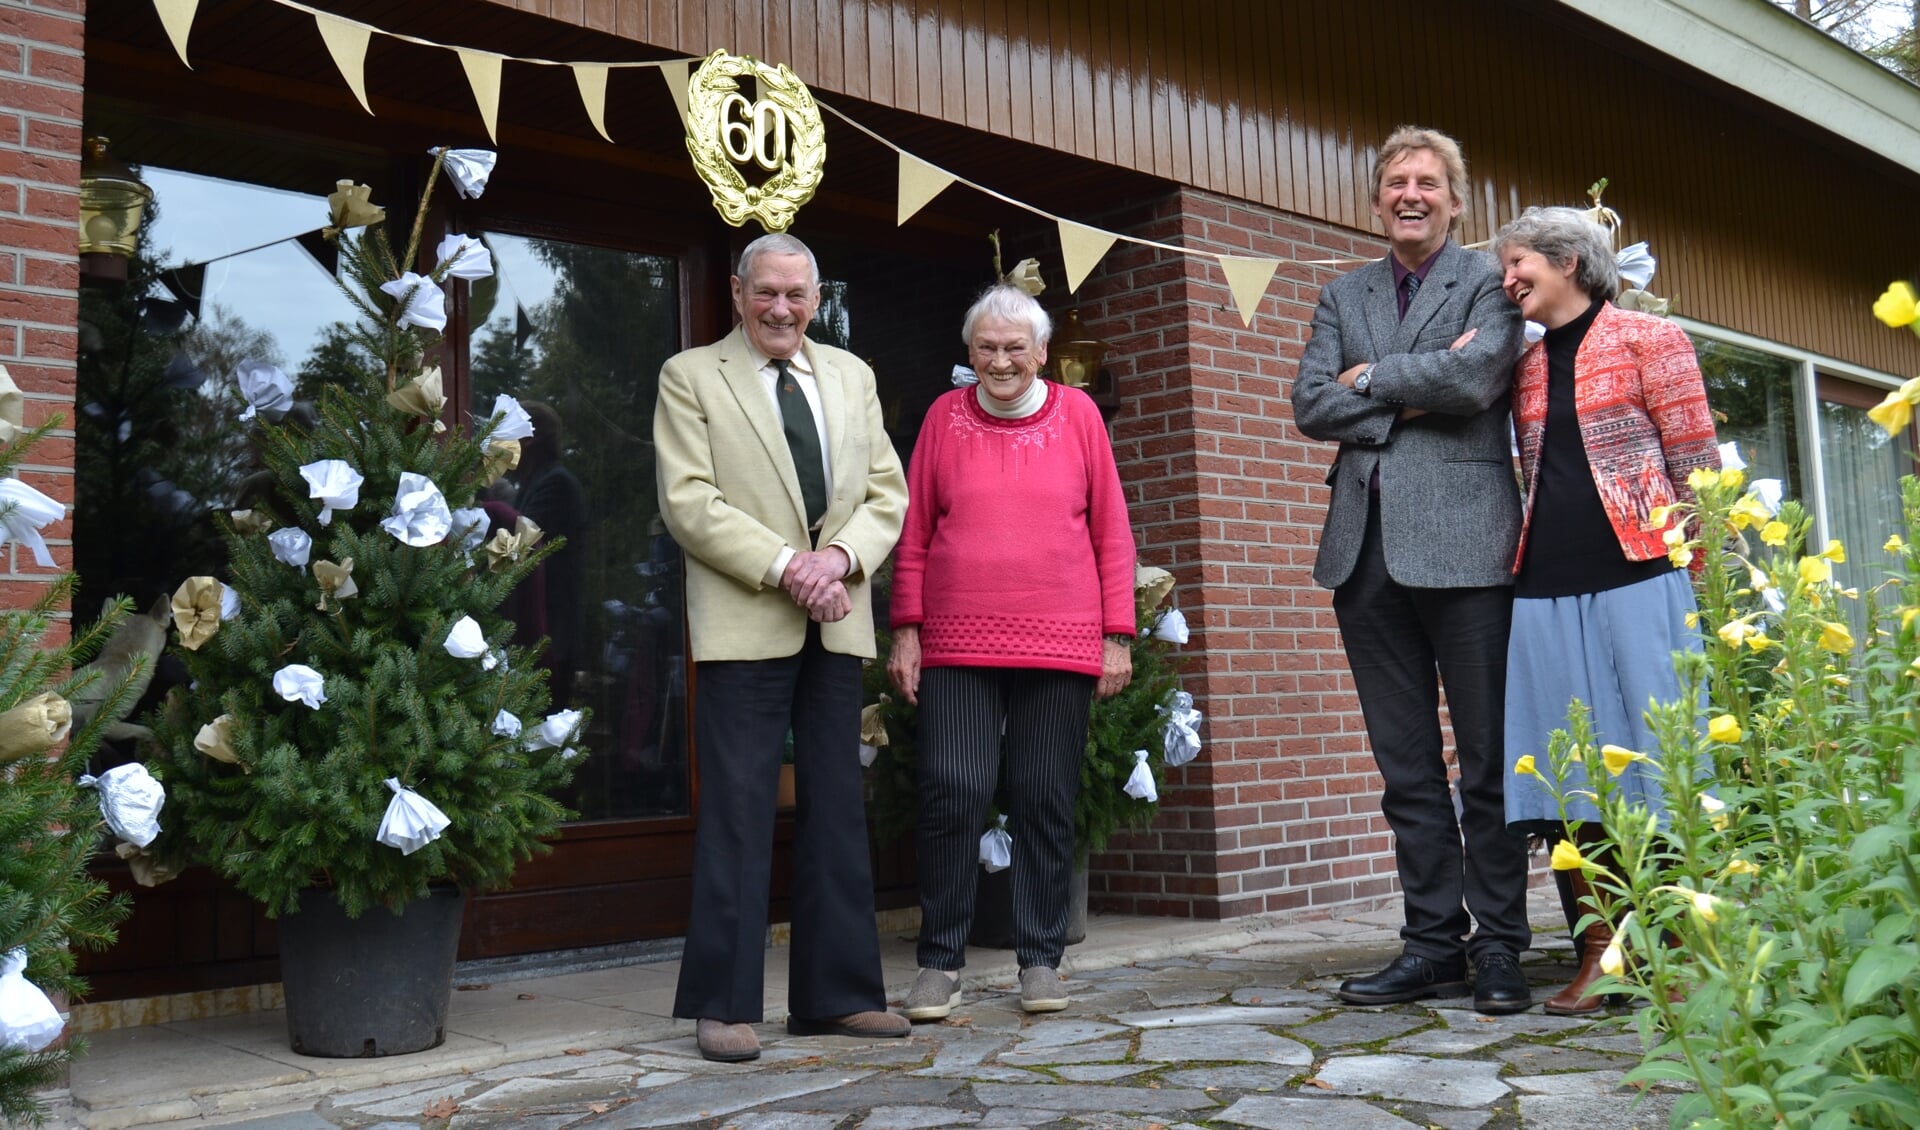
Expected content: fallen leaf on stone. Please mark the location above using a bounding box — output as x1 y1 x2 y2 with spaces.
517 992 538 1000
457 982 491 991
563 1047 587 1055
422 1095 459 1118
1305 1078 1333 1090
588 1103 609 1114
1248 995 1263 1003
1475 1016 1497 1023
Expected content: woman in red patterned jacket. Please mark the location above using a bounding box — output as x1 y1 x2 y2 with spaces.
1493 206 1720 1015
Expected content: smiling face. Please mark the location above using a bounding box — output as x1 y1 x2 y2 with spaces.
1499 243 1586 329
731 251 817 360
1372 148 1463 268
969 314 1048 403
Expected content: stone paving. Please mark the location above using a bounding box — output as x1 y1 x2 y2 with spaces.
144 937 1686 1130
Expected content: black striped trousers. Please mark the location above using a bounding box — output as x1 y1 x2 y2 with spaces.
915 665 1094 972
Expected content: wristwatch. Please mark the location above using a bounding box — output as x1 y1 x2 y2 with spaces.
1354 364 1375 395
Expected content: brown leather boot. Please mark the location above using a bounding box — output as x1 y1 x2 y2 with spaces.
1544 864 1615 1016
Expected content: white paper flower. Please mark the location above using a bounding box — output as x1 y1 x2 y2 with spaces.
0 949 63 1053
525 708 584 751
979 815 1012 872
1523 320 1546 344
1159 690 1203 767
487 394 535 442
380 472 453 546
376 778 450 855
1717 441 1746 472
268 528 312 570
299 459 364 527
434 233 493 281
1616 241 1658 292
434 147 497 199
0 477 62 568
491 710 522 738
379 272 449 333
449 507 489 554
1751 477 1784 517
234 359 293 423
272 663 327 709
1151 606 1190 645
219 583 241 621
444 615 488 661
76 762 166 847
951 364 979 387
1122 749 1158 802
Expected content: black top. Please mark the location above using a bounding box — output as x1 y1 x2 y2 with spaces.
1516 299 1674 599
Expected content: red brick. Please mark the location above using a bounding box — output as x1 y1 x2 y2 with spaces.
0 42 22 73
0 9 84 52
25 47 83 86
0 77 81 119
19 255 73 289
23 116 78 155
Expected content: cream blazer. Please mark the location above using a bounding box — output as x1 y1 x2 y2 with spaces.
654 326 907 662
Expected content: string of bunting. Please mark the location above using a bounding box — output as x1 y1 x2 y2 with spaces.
148 0 1370 326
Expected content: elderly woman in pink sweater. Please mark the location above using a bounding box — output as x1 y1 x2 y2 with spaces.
889 284 1137 1021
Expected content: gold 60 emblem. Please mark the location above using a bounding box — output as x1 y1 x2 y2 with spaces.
684 50 825 233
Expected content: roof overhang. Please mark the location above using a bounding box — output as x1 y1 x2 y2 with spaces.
1554 0 1920 177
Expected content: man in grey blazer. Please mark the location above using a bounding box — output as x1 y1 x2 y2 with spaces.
655 233 911 1061
1290 126 1532 1015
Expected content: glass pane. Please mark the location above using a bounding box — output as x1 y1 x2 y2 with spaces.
1817 388 1913 629
76 167 359 615
467 234 687 821
1692 335 1804 499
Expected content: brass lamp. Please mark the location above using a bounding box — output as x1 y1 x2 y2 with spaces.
79 137 153 283
1050 307 1109 389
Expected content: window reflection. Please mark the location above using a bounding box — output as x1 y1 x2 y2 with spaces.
1693 335 1804 501
1818 388 1913 631
467 234 688 821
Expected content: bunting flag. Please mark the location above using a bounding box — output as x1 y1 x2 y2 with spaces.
315 12 374 114
157 262 207 320
514 306 538 353
153 0 199 68
658 59 691 128
293 229 339 277
573 63 612 142
897 152 955 226
1218 255 1282 327
1058 219 1118 294
458 49 504 142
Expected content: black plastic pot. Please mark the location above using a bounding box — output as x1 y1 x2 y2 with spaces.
278 885 466 1057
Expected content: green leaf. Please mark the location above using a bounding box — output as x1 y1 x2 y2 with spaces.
1842 945 1919 1010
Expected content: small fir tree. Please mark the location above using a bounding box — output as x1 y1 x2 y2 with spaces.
149 150 581 918
0 426 135 1128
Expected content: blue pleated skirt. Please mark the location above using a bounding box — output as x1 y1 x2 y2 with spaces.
1503 569 1703 827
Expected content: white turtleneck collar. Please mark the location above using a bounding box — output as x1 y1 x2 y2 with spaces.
975 378 1048 419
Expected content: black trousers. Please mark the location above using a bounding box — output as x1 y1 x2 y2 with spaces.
1331 499 1531 963
914 666 1094 973
672 624 886 1023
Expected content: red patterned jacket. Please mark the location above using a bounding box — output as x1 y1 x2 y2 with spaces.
1512 302 1720 571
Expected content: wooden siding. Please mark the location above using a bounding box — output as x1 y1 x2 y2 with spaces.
482 0 1920 377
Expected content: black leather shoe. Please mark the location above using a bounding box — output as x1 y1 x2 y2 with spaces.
1473 952 1532 1015
1336 953 1469 1005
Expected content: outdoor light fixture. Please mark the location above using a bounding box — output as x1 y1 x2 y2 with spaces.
1050 307 1109 389
79 137 153 283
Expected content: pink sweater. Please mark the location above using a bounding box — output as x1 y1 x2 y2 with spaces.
890 384 1137 676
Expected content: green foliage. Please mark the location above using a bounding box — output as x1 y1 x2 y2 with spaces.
147 156 581 918
0 438 134 1127
1533 467 1920 1129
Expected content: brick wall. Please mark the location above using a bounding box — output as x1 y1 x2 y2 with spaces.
0 0 84 639
1059 186 1411 922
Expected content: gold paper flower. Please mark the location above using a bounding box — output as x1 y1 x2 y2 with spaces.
1550 840 1585 871
324 180 385 239
0 691 71 765
313 557 358 611
1707 714 1743 743
0 364 23 446
859 697 890 747
1135 562 1175 614
1003 257 1045 297
385 367 448 433
229 509 275 535
482 438 522 481
1872 280 1917 328
1600 744 1647 776
485 515 544 573
194 713 242 767
169 576 227 651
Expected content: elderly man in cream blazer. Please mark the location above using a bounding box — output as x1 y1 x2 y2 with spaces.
654 233 909 1063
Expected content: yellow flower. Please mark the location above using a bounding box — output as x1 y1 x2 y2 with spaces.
1513 755 1543 780
1872 280 1918 328
1724 858 1760 877
1600 912 1632 976
1760 521 1789 547
1550 840 1585 871
1819 539 1847 564
1819 621 1855 653
1687 467 1720 493
1601 744 1647 776
1720 468 1745 491
1869 389 1914 435
1728 496 1772 530
1887 534 1907 553
1668 545 1694 569
1745 631 1774 651
1717 618 1757 648
1707 714 1744 743
1798 556 1832 586
1683 887 1720 923
1647 504 1673 529
1903 607 1920 631
1701 793 1730 831
1684 611 1700 629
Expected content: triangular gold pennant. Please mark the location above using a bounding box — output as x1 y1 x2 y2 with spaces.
314 13 374 114
1057 220 1117 294
573 64 612 142
457 49 503 143
1217 255 1281 327
896 152 955 226
152 0 199 68
659 59 692 130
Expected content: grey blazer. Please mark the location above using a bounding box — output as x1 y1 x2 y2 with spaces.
1290 241 1526 591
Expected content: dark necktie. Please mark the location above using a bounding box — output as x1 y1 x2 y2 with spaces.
773 358 827 527
1399 272 1421 319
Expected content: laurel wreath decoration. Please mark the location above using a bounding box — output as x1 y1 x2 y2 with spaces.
684 49 827 233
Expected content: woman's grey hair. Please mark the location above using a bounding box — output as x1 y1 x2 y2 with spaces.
961 284 1052 348
1493 206 1620 301
736 232 820 289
